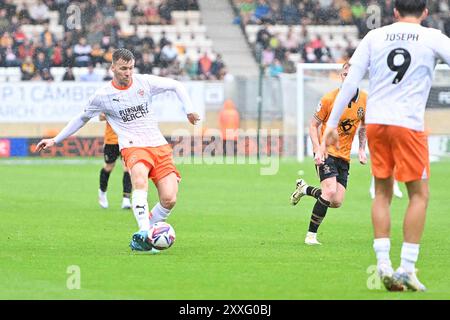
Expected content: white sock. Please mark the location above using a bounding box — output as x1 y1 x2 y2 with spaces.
306 231 317 238
373 238 392 267
400 242 420 273
149 202 171 225
132 190 150 231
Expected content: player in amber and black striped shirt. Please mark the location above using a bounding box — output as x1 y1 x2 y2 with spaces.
290 63 368 246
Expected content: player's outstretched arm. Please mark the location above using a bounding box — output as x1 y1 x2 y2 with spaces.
35 138 55 152
147 75 198 122
35 94 102 153
34 112 91 153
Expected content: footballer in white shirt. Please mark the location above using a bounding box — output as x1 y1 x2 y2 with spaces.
36 48 200 252
320 0 450 292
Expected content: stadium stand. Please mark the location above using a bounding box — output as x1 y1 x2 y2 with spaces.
0 0 227 81
230 0 450 73
1 0 448 80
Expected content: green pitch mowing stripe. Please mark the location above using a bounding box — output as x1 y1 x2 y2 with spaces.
0 157 449 299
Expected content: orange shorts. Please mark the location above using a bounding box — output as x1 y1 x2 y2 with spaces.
121 144 181 185
366 124 430 182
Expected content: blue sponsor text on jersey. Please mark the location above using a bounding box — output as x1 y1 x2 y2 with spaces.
119 102 149 122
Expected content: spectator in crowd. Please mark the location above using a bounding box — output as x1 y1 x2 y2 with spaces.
268 58 283 77
80 63 102 81
103 46 114 64
103 65 113 81
281 51 296 73
21 56 36 80
256 22 272 49
73 37 92 67
91 43 105 66
351 1 367 37
136 52 153 74
0 31 13 48
29 0 50 25
102 0 116 22
17 38 35 61
184 57 198 79
0 9 9 34
211 53 226 79
142 30 155 49
51 42 63 66
35 51 50 72
3 45 20 67
251 0 273 24
62 66 75 81
239 0 256 25
445 16 450 37
145 0 161 25
158 0 173 25
160 41 178 67
282 0 300 25
13 26 27 45
198 52 212 79
172 0 199 11
63 46 75 67
1 0 17 18
282 26 299 53
159 31 170 49
17 4 32 25
41 25 56 48
338 1 353 25
84 0 100 25
130 2 146 25
261 46 275 66
40 67 54 81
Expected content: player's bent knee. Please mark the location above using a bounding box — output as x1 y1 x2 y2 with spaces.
321 190 336 202
132 176 148 190
160 196 177 210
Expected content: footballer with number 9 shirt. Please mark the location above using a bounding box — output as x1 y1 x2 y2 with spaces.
320 0 450 291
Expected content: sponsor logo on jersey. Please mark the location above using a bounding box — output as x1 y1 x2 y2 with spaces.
119 102 149 122
357 107 364 120
339 119 355 134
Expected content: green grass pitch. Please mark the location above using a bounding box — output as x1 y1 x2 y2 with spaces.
0 157 449 299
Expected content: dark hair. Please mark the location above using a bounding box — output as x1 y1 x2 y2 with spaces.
112 48 135 63
395 0 427 18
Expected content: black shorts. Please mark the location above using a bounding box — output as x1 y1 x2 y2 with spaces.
316 155 350 189
103 144 120 164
